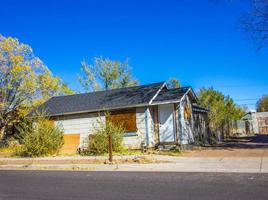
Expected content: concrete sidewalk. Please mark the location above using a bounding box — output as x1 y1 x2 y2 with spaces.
0 156 267 173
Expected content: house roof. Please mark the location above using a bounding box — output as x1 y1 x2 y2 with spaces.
151 87 193 104
29 82 204 117
192 104 209 113
28 82 165 117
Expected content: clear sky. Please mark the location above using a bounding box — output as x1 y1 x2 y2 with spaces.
1 0 267 110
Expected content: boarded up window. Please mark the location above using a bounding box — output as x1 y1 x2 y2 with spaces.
108 109 137 133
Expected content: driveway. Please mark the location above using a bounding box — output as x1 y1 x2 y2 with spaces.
183 134 268 157
0 171 268 200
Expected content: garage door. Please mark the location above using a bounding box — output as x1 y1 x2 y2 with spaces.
60 134 80 154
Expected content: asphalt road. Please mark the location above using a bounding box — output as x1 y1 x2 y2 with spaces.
0 171 267 200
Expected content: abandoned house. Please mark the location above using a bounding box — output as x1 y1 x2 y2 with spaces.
29 82 209 154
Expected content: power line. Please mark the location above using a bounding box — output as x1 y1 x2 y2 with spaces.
214 84 268 88
234 98 259 101
237 103 256 106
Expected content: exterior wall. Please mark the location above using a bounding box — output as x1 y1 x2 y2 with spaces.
231 120 247 136
175 103 180 143
255 112 268 134
128 106 155 148
54 101 209 149
54 107 151 149
123 107 146 149
55 112 105 147
193 111 209 144
178 94 195 145
241 112 268 134
148 107 156 147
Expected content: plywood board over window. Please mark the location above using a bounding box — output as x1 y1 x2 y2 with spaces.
60 134 80 154
108 108 137 133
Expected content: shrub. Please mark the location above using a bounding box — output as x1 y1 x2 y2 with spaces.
17 115 64 157
84 114 125 155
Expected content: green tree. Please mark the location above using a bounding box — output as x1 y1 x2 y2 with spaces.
198 88 246 137
167 77 180 88
0 34 73 137
78 57 138 92
257 95 268 112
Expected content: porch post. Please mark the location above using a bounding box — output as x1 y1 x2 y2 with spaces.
145 107 150 147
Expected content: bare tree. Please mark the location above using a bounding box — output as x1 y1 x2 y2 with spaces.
242 0 268 50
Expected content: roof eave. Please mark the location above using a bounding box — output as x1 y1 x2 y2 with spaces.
42 103 152 117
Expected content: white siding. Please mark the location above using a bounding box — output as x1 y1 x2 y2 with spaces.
55 113 105 147
148 107 155 147
179 94 194 145
123 107 147 149
54 107 154 149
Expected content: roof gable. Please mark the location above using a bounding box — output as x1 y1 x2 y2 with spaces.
152 87 195 104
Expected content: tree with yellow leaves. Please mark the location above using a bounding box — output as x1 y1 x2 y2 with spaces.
0 34 73 137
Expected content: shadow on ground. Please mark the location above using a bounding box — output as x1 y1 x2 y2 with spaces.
210 134 268 149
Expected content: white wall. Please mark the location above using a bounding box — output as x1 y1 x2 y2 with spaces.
55 112 105 147
123 107 154 149
54 108 150 149
179 94 194 145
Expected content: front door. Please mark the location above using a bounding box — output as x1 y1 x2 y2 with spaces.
158 104 175 143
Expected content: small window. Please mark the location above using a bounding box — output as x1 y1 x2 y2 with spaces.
108 108 137 133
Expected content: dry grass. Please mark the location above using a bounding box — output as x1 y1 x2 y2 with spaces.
0 156 169 165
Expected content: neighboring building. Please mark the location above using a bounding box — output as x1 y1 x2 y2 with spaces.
242 112 268 135
29 82 209 154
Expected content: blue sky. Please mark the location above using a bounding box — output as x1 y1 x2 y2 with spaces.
1 0 267 110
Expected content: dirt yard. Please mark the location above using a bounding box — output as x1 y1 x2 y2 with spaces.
183 134 268 157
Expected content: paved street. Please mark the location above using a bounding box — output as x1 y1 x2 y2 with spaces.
0 171 268 200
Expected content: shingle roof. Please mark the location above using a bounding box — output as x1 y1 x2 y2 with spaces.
192 104 209 113
29 82 165 117
152 87 191 104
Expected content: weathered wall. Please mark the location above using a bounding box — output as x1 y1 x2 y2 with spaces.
231 120 247 135
54 107 152 149
130 107 155 148
193 111 209 144
55 112 105 147
123 107 145 149
255 112 268 134
178 94 194 145
241 112 268 134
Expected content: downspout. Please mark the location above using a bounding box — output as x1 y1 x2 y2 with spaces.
145 107 150 147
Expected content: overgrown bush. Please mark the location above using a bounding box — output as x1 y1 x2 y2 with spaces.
17 114 64 157
83 114 125 155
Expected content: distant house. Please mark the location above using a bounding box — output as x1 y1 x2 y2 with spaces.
29 82 209 154
242 112 268 135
